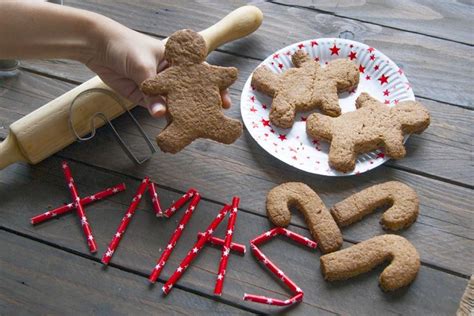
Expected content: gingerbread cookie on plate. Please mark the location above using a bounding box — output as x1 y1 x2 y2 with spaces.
306 92 430 172
251 51 359 129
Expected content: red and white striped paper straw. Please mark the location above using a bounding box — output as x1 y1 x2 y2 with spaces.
243 292 303 306
101 177 150 265
250 243 302 294
148 182 163 217
164 188 197 218
243 228 317 307
162 204 231 295
148 192 201 283
214 197 240 296
31 183 126 225
196 232 246 254
61 161 97 253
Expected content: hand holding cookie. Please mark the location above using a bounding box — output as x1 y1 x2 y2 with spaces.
141 29 243 153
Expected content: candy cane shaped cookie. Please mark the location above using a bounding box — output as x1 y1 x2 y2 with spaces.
266 182 342 253
320 234 420 291
330 181 419 231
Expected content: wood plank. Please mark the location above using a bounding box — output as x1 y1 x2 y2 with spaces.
0 158 468 315
273 0 474 45
11 56 474 186
0 231 251 315
64 0 474 107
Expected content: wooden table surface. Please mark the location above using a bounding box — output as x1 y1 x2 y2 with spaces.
1 1 472 315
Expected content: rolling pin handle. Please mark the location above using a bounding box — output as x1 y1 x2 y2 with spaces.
0 133 27 170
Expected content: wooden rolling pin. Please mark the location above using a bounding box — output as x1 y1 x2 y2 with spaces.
0 5 263 170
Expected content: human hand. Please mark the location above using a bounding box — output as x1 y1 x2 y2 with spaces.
85 20 231 117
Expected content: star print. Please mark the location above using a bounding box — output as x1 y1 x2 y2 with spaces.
68 182 73 188
250 106 257 113
261 118 271 127
297 43 304 49
67 203 73 208
377 152 385 159
81 216 88 225
170 206 176 212
88 235 94 241
105 249 114 257
177 266 183 272
348 51 357 60
365 75 371 80
311 40 318 46
267 298 273 304
273 53 279 59
296 287 302 293
314 57 320 62
232 207 238 213
217 213 222 219
278 63 284 69
223 249 230 257
278 134 287 141
384 99 390 104
383 89 390 96
207 228 214 235
359 64 365 73
227 229 233 235
378 74 389 85
329 44 340 55
112 188 118 193
368 47 375 53
262 103 267 109
374 64 379 71
217 273 223 280
192 247 199 253
398 68 403 75
126 212 132 218
178 224 184 230
62 163 67 169
90 195 96 201
394 99 399 104
167 244 173 250
277 269 284 276
370 54 375 61
115 232 121 238
162 286 166 292
300 116 307 121
155 263 161 270
45 211 51 216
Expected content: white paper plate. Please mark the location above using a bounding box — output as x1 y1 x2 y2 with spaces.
240 38 414 176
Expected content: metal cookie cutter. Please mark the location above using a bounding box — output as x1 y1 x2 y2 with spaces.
68 88 157 164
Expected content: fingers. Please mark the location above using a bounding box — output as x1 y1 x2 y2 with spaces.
221 89 232 109
145 95 167 118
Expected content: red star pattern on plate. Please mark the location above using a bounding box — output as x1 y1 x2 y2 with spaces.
378 74 389 85
348 51 357 60
329 44 340 55
250 96 255 102
241 38 414 177
377 152 385 159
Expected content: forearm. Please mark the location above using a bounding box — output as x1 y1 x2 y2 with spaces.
0 1 109 63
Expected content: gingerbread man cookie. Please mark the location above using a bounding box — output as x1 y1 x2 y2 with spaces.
306 92 431 172
320 234 420 291
141 29 243 153
251 50 359 128
266 182 343 253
